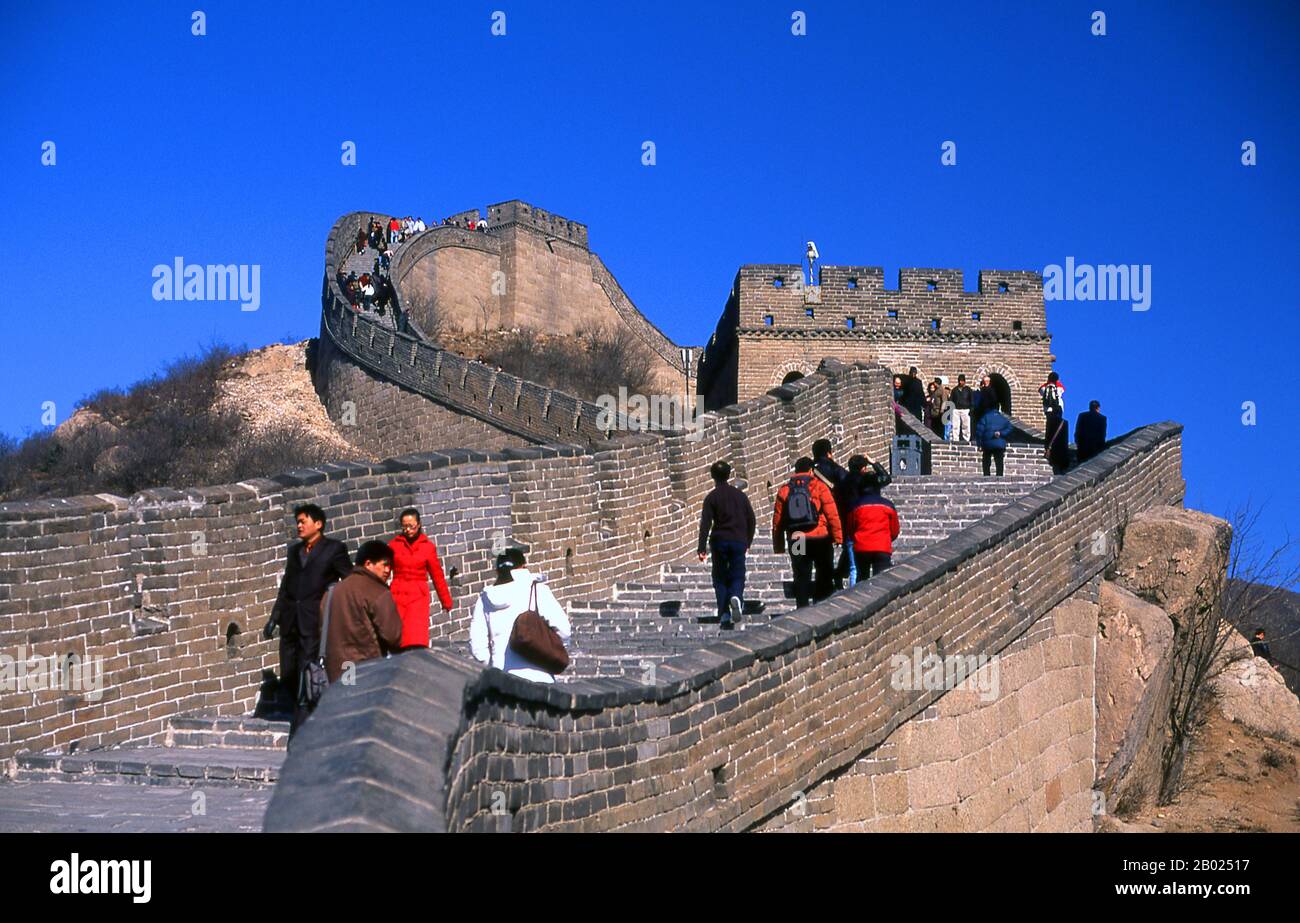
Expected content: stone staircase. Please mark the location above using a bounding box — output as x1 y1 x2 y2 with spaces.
10 712 288 790
0 472 1051 827
563 473 1050 680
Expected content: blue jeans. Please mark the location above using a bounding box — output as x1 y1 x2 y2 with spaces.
710 540 747 618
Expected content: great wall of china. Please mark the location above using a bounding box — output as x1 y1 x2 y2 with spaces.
0 201 1207 832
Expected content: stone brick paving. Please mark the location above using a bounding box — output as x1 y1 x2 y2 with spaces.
0 781 270 833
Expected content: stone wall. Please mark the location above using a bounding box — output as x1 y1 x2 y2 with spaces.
756 582 1100 832
266 420 1185 831
698 263 1056 410
732 330 1054 408
380 203 684 396
321 211 694 450
0 357 896 762
313 334 526 457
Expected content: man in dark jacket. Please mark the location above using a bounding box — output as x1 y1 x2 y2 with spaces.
902 367 927 421
1075 400 1108 462
324 541 404 685
698 461 756 629
265 504 352 734
975 409 1012 476
1250 628 1272 662
811 441 852 592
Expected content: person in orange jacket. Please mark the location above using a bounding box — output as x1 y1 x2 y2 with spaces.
773 457 841 608
387 508 455 650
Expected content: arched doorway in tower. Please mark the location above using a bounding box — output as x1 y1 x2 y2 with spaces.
782 371 805 386
989 373 1013 415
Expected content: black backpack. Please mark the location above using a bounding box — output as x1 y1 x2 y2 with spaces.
782 477 818 532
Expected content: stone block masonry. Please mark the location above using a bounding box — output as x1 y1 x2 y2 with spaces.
0 354 896 762
267 420 1185 831
699 263 1055 410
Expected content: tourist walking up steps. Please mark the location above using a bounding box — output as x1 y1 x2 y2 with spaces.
1040 371 1069 474
388 508 455 651
812 438 859 590
323 541 403 685
845 458 900 581
469 550 572 683
697 461 756 630
264 504 352 738
773 457 841 609
975 408 1012 477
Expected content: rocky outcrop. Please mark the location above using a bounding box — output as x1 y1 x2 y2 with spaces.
216 341 360 459
1111 506 1232 624
1095 581 1174 813
1215 627 1300 743
1104 506 1235 804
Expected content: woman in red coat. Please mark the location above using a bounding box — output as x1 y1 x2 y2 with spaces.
388 508 455 650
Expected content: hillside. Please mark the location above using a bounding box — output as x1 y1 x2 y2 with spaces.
0 341 364 500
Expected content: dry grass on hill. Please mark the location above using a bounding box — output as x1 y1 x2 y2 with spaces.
439 326 657 404
0 342 358 500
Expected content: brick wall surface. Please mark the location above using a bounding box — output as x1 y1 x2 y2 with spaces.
267 421 1184 832
756 583 1100 832
430 424 1180 832
0 354 896 761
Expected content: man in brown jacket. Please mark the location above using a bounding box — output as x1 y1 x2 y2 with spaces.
323 541 404 685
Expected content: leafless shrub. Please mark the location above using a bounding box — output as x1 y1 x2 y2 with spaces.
481 325 657 403
1159 502 1300 803
0 344 340 499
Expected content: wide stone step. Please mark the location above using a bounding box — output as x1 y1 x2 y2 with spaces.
14 745 284 789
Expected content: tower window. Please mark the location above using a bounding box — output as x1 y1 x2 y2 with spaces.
887 309 899 319
805 307 815 318
845 317 856 329
971 311 981 321
773 277 784 288
998 282 1009 293
1012 320 1023 331
763 314 774 326
931 318 941 331
927 280 937 291
847 278 858 289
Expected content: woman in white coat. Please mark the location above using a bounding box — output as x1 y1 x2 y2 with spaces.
469 550 572 683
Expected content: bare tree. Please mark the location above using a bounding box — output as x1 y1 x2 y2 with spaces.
1156 502 1300 802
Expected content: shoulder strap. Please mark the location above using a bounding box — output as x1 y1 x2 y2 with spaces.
482 590 495 665
318 584 336 663
528 579 539 612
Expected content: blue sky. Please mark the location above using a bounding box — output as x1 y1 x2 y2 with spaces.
2 1 1298 564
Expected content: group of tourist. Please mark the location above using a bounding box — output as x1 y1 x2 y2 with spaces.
266 434 912 740
266 361 1113 740
264 502 572 740
893 366 1109 477
698 439 901 628
336 267 396 315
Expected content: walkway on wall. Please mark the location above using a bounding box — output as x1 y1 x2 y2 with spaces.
565 473 1049 680
0 470 1048 831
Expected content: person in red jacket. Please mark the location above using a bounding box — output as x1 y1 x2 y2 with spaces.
772 457 841 609
387 508 455 650
845 458 901 581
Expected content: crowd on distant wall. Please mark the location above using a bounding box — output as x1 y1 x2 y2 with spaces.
337 213 493 319
892 366 1108 477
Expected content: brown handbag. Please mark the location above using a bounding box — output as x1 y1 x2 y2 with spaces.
508 580 570 675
